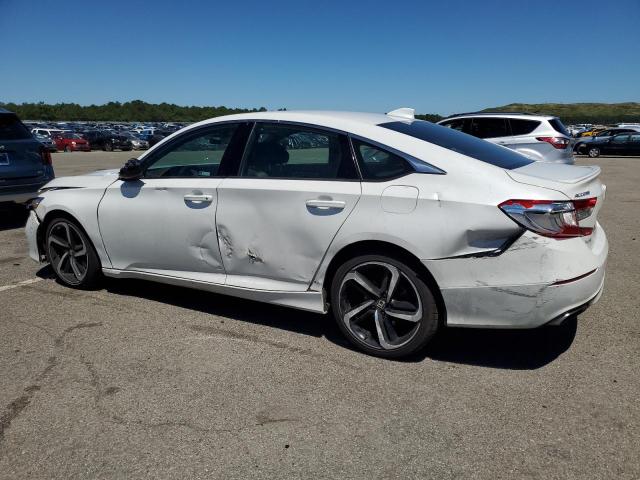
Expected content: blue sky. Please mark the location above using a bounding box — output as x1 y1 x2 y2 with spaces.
1 0 639 114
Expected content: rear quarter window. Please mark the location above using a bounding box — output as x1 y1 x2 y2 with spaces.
509 119 541 135
380 120 533 170
0 114 33 140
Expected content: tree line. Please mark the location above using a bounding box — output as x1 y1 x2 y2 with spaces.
0 100 267 122
3 100 637 125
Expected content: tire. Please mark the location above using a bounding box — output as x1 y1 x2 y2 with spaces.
45 217 102 289
588 147 600 158
64 145 71 152
104 142 113 152
330 254 439 358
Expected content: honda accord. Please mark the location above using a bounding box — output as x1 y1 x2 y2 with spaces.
25 109 608 358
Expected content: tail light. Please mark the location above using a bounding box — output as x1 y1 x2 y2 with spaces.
499 198 597 238
536 136 570 149
40 146 52 166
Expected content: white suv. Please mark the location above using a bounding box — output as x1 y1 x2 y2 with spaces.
438 113 574 164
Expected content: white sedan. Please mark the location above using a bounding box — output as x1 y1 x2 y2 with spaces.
25 109 608 358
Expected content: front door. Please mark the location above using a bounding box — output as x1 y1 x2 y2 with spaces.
98 123 244 283
215 122 361 291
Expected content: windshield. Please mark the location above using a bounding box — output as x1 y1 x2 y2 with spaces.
379 120 533 170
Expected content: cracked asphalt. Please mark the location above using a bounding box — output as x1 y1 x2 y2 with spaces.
1 151 639 479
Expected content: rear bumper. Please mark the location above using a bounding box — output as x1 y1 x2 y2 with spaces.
423 224 608 328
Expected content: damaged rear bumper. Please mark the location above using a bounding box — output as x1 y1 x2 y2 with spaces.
422 223 608 329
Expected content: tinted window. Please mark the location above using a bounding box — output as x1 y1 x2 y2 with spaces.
240 123 357 179
0 114 32 140
631 134 640 142
509 119 541 135
352 139 414 180
145 124 238 178
549 118 570 136
380 120 533 170
469 118 509 138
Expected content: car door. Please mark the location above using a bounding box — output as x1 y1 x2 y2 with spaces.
215 122 361 291
630 134 640 155
98 122 248 283
607 134 630 155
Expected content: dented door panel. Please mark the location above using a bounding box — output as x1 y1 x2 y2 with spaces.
98 178 226 283
216 178 361 291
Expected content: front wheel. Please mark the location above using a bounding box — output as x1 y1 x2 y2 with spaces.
45 218 102 289
588 147 601 158
104 142 113 152
330 255 439 358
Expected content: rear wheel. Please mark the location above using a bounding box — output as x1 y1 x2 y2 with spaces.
45 218 102 289
588 147 601 158
64 145 71 152
330 255 439 358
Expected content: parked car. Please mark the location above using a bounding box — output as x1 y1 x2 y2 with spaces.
437 113 574 164
34 133 58 152
574 128 639 154
120 131 149 150
583 133 640 157
0 108 55 205
25 109 608 358
80 130 132 151
52 132 91 152
31 127 65 138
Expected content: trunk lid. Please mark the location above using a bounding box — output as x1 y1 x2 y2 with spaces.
507 162 605 232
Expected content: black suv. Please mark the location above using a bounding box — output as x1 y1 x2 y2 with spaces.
0 109 55 205
80 130 133 151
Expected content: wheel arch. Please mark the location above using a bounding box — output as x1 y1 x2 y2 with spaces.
320 240 446 324
37 209 99 265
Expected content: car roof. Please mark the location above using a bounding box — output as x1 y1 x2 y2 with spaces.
441 112 556 121
188 110 407 132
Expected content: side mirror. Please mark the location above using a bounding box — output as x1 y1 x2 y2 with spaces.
119 158 143 181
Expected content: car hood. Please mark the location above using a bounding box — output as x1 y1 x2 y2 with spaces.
41 169 120 189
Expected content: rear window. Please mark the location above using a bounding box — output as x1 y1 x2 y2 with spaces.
380 120 533 170
549 118 570 136
510 119 541 135
0 114 32 140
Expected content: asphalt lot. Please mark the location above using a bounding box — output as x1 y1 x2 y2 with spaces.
1 150 639 479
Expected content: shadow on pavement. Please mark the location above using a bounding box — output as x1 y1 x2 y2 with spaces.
0 204 28 232
103 277 577 370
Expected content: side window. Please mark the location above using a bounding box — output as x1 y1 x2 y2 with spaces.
240 123 358 179
612 135 629 143
351 139 414 180
509 119 541 136
144 124 238 178
630 134 640 143
470 118 509 138
440 118 470 133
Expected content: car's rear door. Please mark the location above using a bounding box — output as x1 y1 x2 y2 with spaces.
215 122 361 291
98 122 250 283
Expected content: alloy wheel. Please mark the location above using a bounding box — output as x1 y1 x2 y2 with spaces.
338 261 423 351
47 221 89 285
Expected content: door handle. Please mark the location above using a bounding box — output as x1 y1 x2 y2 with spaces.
306 199 346 210
184 194 213 202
